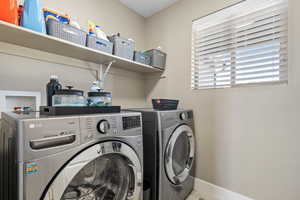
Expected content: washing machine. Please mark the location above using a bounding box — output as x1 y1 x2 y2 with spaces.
0 111 143 200
127 109 195 200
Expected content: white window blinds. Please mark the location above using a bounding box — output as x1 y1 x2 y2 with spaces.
191 0 288 89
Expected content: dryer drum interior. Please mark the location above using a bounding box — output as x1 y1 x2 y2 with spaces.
43 141 142 200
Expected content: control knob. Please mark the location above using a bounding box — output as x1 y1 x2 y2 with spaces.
180 113 187 120
97 120 110 134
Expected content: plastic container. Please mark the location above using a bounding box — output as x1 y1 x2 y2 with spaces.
86 35 113 54
88 92 112 107
18 5 23 25
0 0 19 25
90 81 101 92
21 0 46 33
43 8 70 23
46 19 87 46
108 34 135 60
69 17 80 29
152 99 179 110
87 20 96 35
46 75 62 106
95 25 109 41
145 49 167 70
52 86 86 107
134 51 151 65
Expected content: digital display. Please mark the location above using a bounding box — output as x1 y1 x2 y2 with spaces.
122 116 141 130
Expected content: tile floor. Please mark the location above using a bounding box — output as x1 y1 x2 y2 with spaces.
186 190 203 200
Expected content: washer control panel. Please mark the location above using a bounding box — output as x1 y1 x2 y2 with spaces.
80 113 142 144
81 116 117 143
122 116 141 130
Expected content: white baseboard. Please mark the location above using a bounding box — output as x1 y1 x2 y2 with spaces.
191 178 255 200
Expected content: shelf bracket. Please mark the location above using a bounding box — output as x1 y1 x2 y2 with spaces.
144 75 167 80
97 61 115 90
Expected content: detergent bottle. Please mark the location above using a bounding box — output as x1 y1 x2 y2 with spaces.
0 0 19 25
95 25 109 41
21 0 46 33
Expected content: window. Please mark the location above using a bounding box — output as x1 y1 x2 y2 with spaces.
191 0 288 89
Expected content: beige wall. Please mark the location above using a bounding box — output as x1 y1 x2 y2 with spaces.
145 0 300 199
0 0 147 107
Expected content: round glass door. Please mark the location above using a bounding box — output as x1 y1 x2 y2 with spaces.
165 125 195 185
43 141 142 200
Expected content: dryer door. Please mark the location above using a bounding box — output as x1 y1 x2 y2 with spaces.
165 125 195 185
42 141 142 200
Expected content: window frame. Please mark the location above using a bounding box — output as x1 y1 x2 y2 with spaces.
191 0 288 90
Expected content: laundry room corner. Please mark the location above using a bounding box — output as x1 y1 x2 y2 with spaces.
1 0 299 200
144 0 300 199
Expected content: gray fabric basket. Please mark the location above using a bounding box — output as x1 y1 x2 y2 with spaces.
46 19 87 46
108 35 135 60
86 35 113 54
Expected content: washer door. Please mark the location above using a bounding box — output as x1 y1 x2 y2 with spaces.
43 141 142 200
165 125 195 185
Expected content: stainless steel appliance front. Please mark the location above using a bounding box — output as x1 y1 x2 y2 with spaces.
0 111 143 200
126 109 195 200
